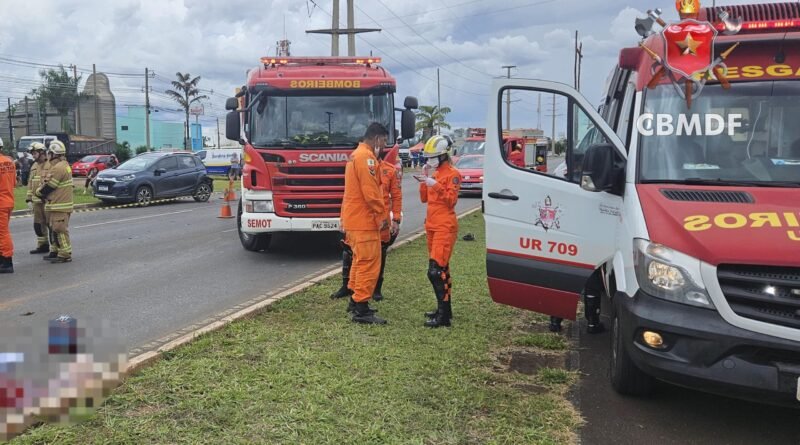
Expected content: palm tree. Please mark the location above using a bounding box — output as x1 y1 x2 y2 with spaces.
165 73 208 149
415 105 452 140
35 65 86 133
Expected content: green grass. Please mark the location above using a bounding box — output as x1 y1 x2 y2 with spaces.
211 177 241 194
514 333 569 351
12 186 99 211
11 213 581 444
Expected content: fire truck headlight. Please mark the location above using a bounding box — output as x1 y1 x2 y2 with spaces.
634 239 714 309
246 200 273 213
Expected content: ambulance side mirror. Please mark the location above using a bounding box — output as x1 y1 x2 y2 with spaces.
401 109 416 140
580 143 625 195
225 98 239 111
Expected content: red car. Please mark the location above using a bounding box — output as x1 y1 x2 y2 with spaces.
454 155 484 196
71 155 116 177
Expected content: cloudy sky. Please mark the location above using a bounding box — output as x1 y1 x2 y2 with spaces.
0 0 778 140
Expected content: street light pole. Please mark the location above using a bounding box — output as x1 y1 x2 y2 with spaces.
501 65 516 131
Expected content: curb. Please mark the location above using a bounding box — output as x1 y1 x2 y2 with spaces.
126 205 482 373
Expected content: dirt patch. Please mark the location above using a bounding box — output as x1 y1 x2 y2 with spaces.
498 350 567 375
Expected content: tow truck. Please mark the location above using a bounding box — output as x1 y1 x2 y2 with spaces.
484 1 800 405
225 56 417 251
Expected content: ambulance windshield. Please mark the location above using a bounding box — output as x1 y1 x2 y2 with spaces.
639 81 800 186
459 141 485 156
250 93 394 148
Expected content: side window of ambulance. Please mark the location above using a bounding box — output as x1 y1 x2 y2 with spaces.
500 88 609 184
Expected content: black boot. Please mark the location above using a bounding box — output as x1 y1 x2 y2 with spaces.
351 302 387 325
372 245 388 302
330 248 353 299
346 297 377 314
30 245 49 254
549 316 563 333
426 300 451 328
43 252 58 261
424 309 439 319
0 257 13 274
425 260 451 327
584 293 605 334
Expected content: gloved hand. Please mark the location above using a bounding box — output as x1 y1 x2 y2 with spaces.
391 220 400 235
422 164 431 177
424 177 437 187
26 200 32 210
379 219 390 231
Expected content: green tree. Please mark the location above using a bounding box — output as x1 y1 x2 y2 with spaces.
415 105 451 140
164 73 208 150
34 65 86 133
135 145 149 155
115 141 132 163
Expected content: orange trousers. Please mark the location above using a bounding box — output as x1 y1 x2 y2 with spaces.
0 208 12 257
426 230 457 267
347 230 382 303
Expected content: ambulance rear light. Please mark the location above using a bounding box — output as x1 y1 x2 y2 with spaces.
260 57 381 67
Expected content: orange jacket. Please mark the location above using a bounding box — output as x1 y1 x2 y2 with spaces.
0 154 15 209
341 143 386 231
379 159 402 221
420 161 461 233
508 150 525 168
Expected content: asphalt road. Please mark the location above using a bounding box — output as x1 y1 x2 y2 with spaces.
1 172 480 354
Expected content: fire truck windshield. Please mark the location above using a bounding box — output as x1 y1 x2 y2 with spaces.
459 141 485 156
250 93 394 148
639 81 800 187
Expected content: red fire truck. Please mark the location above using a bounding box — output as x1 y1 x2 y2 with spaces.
225 56 417 251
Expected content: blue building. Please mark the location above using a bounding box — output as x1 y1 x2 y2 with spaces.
117 106 202 151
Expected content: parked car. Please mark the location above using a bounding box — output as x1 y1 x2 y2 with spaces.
454 154 484 196
72 155 115 177
93 152 213 206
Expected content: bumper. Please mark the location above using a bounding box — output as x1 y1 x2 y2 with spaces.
72 168 88 176
240 211 340 233
93 182 135 201
618 290 800 406
460 182 483 194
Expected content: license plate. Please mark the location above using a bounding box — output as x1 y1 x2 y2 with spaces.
98 185 109 192
312 221 339 231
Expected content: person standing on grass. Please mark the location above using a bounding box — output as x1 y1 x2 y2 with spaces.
340 123 389 324
0 137 16 273
416 135 461 328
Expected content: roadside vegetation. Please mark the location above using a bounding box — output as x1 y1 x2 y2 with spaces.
12 213 581 444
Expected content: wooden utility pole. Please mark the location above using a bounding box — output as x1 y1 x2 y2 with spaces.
502 65 516 131
93 64 99 137
551 94 556 153
574 31 584 91
7 98 14 147
24 96 30 136
72 64 81 134
306 0 380 56
216 118 221 149
145 67 151 149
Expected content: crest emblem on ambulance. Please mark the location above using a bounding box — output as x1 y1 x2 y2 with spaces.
662 20 717 79
535 196 562 232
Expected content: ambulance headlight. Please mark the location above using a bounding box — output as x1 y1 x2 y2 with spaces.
634 239 714 309
246 200 273 213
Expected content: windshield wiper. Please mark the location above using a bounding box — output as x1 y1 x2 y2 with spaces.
647 178 799 188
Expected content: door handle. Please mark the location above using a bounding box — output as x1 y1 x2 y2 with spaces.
488 192 519 201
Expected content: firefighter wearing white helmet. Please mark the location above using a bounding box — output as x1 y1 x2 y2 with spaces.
36 140 73 263
26 142 51 254
417 135 461 328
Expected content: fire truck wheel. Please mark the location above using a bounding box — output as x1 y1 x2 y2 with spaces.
609 309 654 396
237 199 272 251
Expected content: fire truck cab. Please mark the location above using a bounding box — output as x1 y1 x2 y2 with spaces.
226 56 417 251
484 2 800 405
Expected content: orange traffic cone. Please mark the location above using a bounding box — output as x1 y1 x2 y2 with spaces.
224 177 237 201
218 200 234 219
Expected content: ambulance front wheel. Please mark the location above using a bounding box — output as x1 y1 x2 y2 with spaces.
237 199 272 252
610 309 654 397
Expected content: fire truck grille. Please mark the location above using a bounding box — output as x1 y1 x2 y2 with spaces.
278 166 345 175
284 178 344 187
278 198 342 215
717 264 800 330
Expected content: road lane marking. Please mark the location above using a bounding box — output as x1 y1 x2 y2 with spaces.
0 282 88 311
222 228 238 233
73 210 195 229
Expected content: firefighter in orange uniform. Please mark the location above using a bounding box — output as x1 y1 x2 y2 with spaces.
341 123 389 324
417 135 461 327
330 145 402 302
0 137 15 273
508 143 525 168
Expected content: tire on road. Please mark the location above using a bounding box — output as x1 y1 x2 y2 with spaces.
237 199 271 251
193 182 212 202
135 185 153 207
610 306 655 396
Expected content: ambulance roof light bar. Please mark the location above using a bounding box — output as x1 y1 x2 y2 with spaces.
259 56 382 67
701 2 800 33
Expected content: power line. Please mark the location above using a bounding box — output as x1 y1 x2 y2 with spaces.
382 0 558 30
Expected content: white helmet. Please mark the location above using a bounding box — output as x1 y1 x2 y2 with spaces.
48 140 67 155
